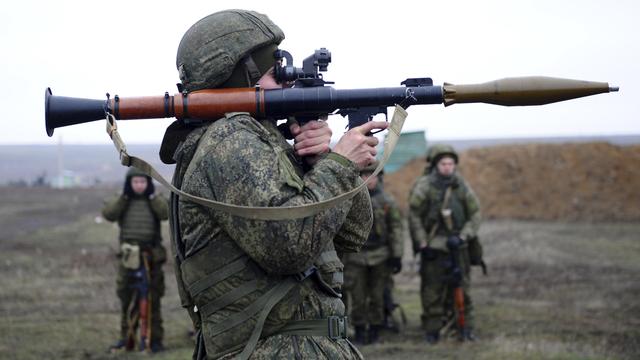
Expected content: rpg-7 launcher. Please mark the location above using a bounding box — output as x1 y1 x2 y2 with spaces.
45 47 618 141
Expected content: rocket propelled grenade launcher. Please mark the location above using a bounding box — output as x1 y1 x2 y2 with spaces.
44 47 619 137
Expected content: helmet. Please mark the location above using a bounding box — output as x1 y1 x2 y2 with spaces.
124 167 154 196
126 166 148 179
176 9 285 92
427 144 458 166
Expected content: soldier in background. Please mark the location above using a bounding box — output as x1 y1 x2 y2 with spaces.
408 145 481 344
102 167 169 353
343 161 404 344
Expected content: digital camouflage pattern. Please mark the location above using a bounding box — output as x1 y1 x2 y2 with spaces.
408 154 481 333
173 113 372 359
102 176 169 346
408 171 480 252
343 182 404 328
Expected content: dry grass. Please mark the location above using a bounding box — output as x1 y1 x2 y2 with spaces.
0 187 639 359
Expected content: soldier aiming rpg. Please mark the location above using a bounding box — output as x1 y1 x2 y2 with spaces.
43 11 619 359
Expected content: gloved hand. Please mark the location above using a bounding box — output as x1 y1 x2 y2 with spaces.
446 235 463 251
388 257 402 274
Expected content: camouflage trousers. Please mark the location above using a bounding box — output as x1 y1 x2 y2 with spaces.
345 262 391 327
116 260 165 344
419 246 473 333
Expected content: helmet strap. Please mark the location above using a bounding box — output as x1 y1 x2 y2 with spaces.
243 55 263 86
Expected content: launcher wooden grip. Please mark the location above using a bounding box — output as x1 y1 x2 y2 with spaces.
108 88 263 120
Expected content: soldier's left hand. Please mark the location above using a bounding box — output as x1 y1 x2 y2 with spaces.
446 235 463 250
290 120 332 164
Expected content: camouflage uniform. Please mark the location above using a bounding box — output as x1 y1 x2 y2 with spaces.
172 114 371 359
165 10 373 359
102 168 169 349
343 178 404 342
408 145 481 339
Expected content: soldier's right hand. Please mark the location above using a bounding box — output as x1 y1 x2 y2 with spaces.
388 257 402 274
332 121 388 169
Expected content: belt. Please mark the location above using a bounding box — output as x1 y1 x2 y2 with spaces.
276 316 348 340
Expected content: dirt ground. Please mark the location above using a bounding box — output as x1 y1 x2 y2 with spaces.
0 186 638 359
386 143 640 221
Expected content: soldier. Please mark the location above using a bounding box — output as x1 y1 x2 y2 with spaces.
408 144 481 344
162 10 387 359
102 167 169 352
343 161 404 344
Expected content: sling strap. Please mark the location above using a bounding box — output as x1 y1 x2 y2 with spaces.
188 255 250 298
105 105 408 221
425 185 453 248
199 280 259 318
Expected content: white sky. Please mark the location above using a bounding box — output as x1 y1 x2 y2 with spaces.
0 0 637 145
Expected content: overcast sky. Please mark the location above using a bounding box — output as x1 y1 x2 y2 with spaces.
0 0 637 145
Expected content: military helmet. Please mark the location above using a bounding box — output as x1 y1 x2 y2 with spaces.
176 10 285 92
124 167 154 196
126 167 148 180
427 144 458 165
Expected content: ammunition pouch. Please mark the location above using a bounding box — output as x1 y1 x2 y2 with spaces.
466 236 484 266
314 250 344 295
120 243 140 269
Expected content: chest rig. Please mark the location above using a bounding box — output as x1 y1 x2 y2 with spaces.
169 116 346 359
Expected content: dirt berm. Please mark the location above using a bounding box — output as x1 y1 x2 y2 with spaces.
385 142 640 221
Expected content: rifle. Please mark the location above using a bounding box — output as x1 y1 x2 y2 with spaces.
45 47 618 140
446 236 466 339
127 251 152 352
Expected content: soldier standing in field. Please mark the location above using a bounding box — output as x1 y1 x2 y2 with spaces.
408 144 482 344
102 167 169 353
162 9 388 359
343 161 404 344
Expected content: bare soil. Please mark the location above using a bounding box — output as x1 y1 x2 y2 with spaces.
386 142 640 221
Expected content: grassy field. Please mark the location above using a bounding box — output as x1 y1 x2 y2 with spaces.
0 187 638 359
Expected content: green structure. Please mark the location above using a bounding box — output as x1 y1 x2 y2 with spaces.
381 130 427 173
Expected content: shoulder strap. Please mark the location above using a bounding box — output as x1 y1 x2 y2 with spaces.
426 185 453 246
104 105 408 221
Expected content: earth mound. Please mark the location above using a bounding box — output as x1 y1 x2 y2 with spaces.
385 142 640 221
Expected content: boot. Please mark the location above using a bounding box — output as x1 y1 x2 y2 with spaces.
425 331 440 345
107 339 127 353
460 327 476 342
150 341 166 353
353 326 367 345
368 325 381 344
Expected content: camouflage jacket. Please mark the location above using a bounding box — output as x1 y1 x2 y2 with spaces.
343 183 404 266
102 193 168 246
408 170 481 253
173 113 371 359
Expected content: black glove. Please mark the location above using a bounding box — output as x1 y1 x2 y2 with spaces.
446 235 463 251
388 257 402 274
